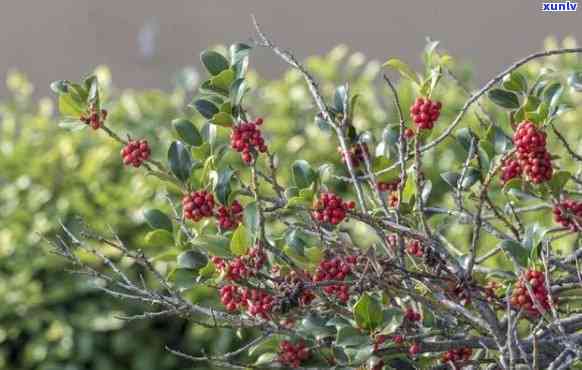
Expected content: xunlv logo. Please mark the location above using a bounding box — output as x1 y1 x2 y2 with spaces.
542 1 578 11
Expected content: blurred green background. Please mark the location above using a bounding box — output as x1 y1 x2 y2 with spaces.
1 36 582 369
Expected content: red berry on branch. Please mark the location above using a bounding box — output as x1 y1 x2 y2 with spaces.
406 240 424 258
182 191 215 222
500 157 522 183
313 257 352 303
230 118 267 165
553 199 582 232
404 128 415 139
278 341 310 368
378 179 400 193
512 121 553 184
410 97 441 130
120 139 151 168
510 269 552 316
442 347 472 365
312 192 353 225
216 200 243 231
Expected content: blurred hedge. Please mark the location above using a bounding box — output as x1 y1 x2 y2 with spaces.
1 36 581 369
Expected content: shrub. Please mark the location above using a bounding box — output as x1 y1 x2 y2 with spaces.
30 20 582 369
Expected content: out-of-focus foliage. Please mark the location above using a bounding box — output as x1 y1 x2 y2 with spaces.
1 35 581 369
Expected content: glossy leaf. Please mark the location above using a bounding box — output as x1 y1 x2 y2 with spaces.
200 50 229 76
353 293 383 331
144 209 173 232
168 141 193 182
382 58 420 85
177 250 208 270
193 99 220 119
173 118 202 146
230 224 249 256
488 89 520 110
291 160 316 189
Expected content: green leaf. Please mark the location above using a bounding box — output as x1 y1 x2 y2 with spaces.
382 58 420 85
230 78 247 106
305 246 324 263
502 72 528 94
144 209 173 232
334 84 349 114
58 94 84 117
254 353 278 366
50 80 71 95
488 89 520 110
193 99 220 119
168 141 193 182
461 167 481 189
144 229 174 247
353 293 383 331
210 68 235 92
373 157 400 183
192 235 232 258
298 314 334 340
198 260 217 278
173 269 195 290
499 240 529 267
543 82 563 109
229 43 252 66
215 168 235 205
379 308 404 335
173 118 202 147
441 172 460 188
177 250 208 270
211 112 234 127
291 160 316 189
549 171 571 196
243 201 258 237
230 224 249 256
248 335 282 357
567 71 582 92
200 50 229 76
336 327 369 347
58 117 86 131
456 128 475 152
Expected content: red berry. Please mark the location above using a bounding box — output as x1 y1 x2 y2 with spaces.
339 143 369 168
410 97 441 130
230 118 267 164
278 341 310 368
216 200 243 231
510 269 552 316
500 157 522 183
553 199 582 231
312 192 352 226
409 342 421 356
121 139 151 168
512 121 553 184
182 190 215 222
404 128 415 139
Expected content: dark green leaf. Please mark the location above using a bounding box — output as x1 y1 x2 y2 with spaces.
50 80 71 95
488 89 520 110
243 201 258 237
549 170 571 196
441 172 460 188
456 128 475 152
177 250 208 270
502 72 528 94
200 50 229 76
174 269 195 290
173 118 202 146
336 327 369 347
215 168 235 205
230 78 247 106
229 43 252 66
210 112 234 127
499 240 529 267
334 84 348 114
193 99 219 119
168 141 193 182
291 160 316 189
144 209 173 232
568 71 582 92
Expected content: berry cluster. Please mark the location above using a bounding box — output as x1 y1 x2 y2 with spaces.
406 240 424 257
313 257 354 303
553 199 582 231
280 270 316 306
339 143 369 168
312 192 355 225
211 246 266 281
182 191 215 222
219 285 274 319
278 341 310 368
80 107 108 130
120 139 151 167
377 179 400 192
513 121 553 184
500 157 522 183
510 269 551 316
216 200 243 230
441 348 472 365
404 307 421 322
484 280 501 303
410 97 442 130
230 118 267 164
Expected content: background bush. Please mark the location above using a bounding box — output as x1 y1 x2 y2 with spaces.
1 36 581 369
